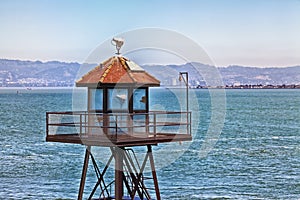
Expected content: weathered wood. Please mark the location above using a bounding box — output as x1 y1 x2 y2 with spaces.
148 145 161 200
46 133 192 147
114 147 124 199
78 146 91 200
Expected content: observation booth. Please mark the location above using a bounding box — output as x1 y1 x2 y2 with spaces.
46 38 192 200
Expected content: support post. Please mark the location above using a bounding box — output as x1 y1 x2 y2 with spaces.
78 146 91 200
179 72 189 112
115 147 124 199
147 145 161 200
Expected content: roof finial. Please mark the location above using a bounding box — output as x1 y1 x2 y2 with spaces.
111 37 124 55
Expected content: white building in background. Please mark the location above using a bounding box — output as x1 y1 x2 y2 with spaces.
172 77 177 86
233 82 241 87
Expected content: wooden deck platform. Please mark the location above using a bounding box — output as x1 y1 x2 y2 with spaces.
46 111 192 147
46 133 192 147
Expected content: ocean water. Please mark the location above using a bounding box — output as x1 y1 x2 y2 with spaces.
0 88 299 200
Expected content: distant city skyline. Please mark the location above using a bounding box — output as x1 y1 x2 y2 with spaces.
0 0 300 67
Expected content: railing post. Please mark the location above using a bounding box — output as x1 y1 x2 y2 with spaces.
103 113 109 135
128 113 133 135
186 111 189 135
145 113 149 136
84 112 87 135
153 113 157 136
115 115 118 137
79 114 82 136
46 112 49 138
189 111 192 135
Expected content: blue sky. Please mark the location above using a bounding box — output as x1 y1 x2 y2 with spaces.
0 0 299 67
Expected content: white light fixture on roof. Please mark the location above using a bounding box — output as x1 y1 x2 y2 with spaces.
111 37 124 55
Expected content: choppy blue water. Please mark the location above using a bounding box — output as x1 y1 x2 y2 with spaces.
0 88 299 199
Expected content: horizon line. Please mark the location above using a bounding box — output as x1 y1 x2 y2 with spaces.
1 57 299 68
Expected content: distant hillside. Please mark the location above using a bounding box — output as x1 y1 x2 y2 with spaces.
219 65 300 86
143 63 300 86
0 59 299 87
0 59 80 87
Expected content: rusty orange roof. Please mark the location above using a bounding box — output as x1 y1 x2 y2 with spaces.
76 56 160 87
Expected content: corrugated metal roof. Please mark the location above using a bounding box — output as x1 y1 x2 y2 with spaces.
76 56 160 87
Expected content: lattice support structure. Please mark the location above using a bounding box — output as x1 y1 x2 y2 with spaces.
78 145 161 200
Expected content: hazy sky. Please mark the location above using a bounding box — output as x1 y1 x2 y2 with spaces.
0 0 299 67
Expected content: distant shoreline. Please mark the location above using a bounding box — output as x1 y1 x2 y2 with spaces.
196 84 300 89
0 86 73 89
1 84 300 90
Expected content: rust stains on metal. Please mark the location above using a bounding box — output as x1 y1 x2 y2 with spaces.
76 56 160 87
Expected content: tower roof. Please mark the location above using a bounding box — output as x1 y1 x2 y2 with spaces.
76 56 160 87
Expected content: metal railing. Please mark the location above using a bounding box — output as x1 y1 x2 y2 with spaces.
46 111 191 138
